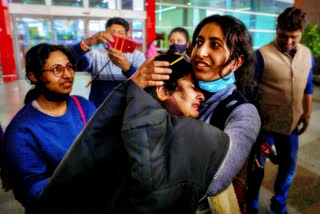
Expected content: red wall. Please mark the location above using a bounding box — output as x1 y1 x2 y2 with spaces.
146 0 156 46
0 0 17 82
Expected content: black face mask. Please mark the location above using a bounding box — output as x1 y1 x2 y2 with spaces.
36 81 69 102
168 44 187 54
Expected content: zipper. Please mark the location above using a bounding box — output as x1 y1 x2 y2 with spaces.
207 137 232 213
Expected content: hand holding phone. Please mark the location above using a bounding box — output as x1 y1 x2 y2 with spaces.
106 35 136 53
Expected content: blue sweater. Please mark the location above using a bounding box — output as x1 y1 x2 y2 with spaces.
3 95 96 207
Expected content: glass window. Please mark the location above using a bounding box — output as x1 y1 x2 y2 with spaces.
88 20 106 36
252 31 275 48
53 19 85 48
89 0 116 9
255 15 277 31
122 0 133 10
52 0 83 7
9 0 44 4
88 20 106 48
15 17 52 70
258 0 292 13
129 20 143 52
156 6 193 28
133 0 144 11
122 0 144 11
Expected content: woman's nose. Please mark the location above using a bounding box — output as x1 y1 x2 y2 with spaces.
197 92 205 102
197 43 209 57
63 68 73 78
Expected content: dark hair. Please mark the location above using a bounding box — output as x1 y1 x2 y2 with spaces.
168 27 190 44
168 27 191 55
145 53 196 99
24 43 76 104
277 7 307 31
105 17 129 33
148 38 157 49
192 15 258 102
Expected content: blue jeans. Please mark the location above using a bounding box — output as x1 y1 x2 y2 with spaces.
249 129 298 214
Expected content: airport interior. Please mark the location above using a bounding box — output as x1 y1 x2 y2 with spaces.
0 0 319 213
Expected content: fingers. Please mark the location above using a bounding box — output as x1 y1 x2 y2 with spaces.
298 125 307 135
108 49 125 63
147 80 165 87
108 48 124 57
153 60 170 68
154 66 172 75
298 119 308 135
95 31 114 45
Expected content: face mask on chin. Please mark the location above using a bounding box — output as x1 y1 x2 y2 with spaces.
37 81 70 102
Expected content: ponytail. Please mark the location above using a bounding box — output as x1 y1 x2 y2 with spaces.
24 86 41 104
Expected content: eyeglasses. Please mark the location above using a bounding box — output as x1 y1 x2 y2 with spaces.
42 63 77 77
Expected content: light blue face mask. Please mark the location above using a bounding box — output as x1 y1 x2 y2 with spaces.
198 72 236 93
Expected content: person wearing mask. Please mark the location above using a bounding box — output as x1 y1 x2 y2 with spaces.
145 38 158 58
131 14 261 213
71 17 146 107
2 43 96 212
168 27 190 55
246 7 314 214
36 53 231 214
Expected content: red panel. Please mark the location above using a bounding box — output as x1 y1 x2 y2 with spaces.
146 0 156 46
0 0 17 82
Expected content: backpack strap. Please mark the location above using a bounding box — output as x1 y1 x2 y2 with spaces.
71 95 87 126
209 89 248 130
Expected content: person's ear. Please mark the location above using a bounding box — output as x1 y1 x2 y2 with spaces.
156 86 169 102
232 55 244 72
28 72 38 84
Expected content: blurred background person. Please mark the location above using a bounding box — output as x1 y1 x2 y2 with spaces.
247 7 314 214
71 17 146 107
145 38 158 58
168 27 190 55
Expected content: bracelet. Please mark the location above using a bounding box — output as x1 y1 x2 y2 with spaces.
80 40 90 52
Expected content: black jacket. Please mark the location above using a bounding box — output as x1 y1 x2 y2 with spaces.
37 81 230 214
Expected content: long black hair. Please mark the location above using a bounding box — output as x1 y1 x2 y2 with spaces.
192 14 259 103
24 43 76 104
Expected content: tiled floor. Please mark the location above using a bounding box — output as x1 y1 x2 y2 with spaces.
0 73 319 214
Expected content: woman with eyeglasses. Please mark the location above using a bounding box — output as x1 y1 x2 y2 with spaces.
2 43 96 211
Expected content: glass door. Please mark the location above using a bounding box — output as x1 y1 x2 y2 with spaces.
53 18 85 48
15 17 52 73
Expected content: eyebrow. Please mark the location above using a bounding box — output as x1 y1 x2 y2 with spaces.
49 62 70 67
197 35 224 43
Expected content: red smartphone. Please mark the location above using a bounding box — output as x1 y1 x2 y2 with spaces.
106 35 136 53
